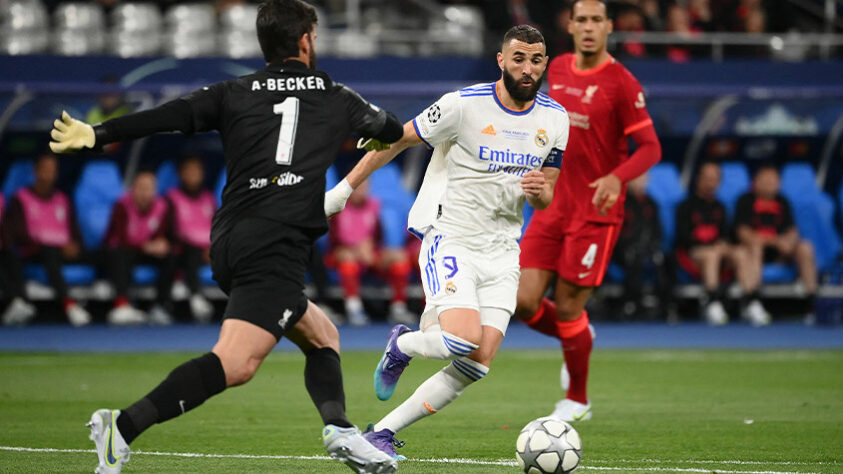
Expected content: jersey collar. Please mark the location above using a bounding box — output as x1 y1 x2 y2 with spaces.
570 54 614 76
266 59 309 72
493 82 535 116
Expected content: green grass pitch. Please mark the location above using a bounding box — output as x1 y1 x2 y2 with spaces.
0 349 840 473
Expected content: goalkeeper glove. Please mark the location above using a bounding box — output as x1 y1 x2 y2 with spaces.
49 111 95 153
356 137 390 152
324 178 354 217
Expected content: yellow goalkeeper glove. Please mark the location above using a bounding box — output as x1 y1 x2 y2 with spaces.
356 137 390 152
49 111 95 153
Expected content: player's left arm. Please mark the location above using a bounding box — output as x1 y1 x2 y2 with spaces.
325 121 423 217
50 85 223 154
591 74 662 215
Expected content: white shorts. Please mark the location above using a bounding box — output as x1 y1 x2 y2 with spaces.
418 230 520 335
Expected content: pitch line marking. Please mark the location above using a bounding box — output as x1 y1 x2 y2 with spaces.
0 446 826 473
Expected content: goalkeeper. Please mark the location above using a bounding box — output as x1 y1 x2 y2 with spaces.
50 1 403 473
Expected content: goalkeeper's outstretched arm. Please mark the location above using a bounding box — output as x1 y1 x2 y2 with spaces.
324 120 422 217
49 99 201 154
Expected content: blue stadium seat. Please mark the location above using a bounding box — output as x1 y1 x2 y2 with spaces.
214 169 226 207
717 161 750 218
781 163 817 201
369 163 414 248
761 263 798 283
74 160 124 249
132 265 159 285
156 161 178 194
2 160 34 199
23 263 97 286
646 162 686 251
199 265 215 286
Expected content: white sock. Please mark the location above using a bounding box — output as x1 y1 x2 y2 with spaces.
396 329 478 360
375 358 489 433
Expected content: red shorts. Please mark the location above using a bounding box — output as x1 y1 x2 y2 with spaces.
520 218 621 287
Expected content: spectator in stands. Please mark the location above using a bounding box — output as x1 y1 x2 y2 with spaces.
0 153 91 326
329 180 415 326
734 164 816 325
676 161 756 325
613 4 648 58
103 170 175 325
166 154 216 323
85 76 132 125
664 4 694 62
1 193 38 325
613 173 673 319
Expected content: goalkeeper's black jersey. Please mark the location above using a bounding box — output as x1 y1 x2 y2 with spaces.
96 59 402 242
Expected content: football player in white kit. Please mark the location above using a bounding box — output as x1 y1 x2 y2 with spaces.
324 25 570 459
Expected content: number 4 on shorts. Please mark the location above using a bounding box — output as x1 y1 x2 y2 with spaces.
581 243 597 269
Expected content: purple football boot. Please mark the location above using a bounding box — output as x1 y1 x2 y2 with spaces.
363 424 406 460
373 324 412 401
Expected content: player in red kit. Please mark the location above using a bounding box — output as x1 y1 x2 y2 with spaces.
515 0 661 422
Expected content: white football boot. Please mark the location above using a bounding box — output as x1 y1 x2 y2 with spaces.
190 294 214 323
704 300 729 326
107 305 147 325
742 299 771 327
323 424 398 473
550 399 592 422
1 297 36 325
87 409 130 474
67 302 92 327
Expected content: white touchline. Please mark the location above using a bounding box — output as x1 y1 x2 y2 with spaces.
0 446 827 474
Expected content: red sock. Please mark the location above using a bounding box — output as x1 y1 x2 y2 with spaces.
337 261 361 298
387 260 410 303
114 296 129 308
63 298 76 312
523 298 561 339
557 311 592 404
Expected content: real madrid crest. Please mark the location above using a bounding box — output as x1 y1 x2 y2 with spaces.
445 281 457 295
534 128 548 147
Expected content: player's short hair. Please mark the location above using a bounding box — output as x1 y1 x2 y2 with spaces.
571 0 611 19
256 0 318 64
502 25 545 48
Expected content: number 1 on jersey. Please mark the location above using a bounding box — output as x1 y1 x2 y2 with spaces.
273 97 299 165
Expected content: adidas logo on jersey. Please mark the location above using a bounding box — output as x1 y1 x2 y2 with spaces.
273 172 304 187
481 124 496 136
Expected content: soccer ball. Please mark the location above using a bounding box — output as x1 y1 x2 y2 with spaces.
515 417 582 473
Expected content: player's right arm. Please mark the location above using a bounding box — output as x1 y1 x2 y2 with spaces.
49 85 224 154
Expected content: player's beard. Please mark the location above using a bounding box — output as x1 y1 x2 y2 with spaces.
503 68 542 103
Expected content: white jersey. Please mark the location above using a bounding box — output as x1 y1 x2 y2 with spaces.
408 82 570 249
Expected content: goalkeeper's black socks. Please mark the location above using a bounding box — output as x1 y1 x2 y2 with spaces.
304 347 353 428
117 352 227 444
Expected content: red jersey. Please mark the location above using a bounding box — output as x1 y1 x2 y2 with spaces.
541 54 653 224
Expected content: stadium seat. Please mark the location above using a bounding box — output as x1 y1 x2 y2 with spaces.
646 162 686 251
109 2 162 57
156 161 178 194
369 163 414 248
0 0 49 55
74 160 124 249
132 265 158 286
781 162 817 201
52 2 106 55
214 169 226 207
717 161 750 218
2 160 34 198
23 263 97 286
199 265 215 286
219 3 260 59
778 163 842 273
164 3 216 58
